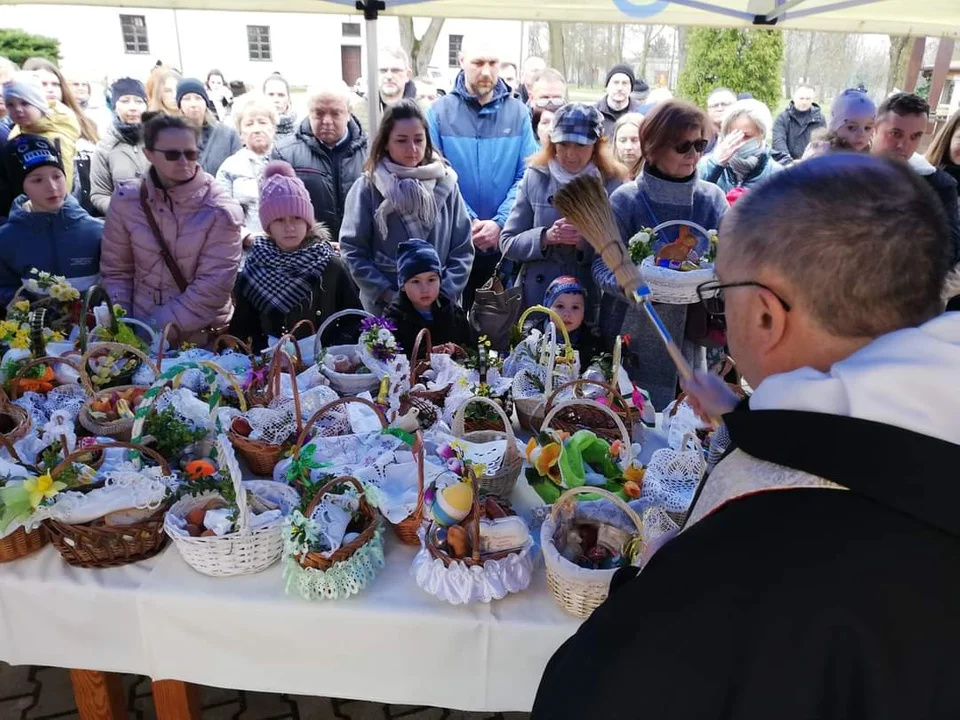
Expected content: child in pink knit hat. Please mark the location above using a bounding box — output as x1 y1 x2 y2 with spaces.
230 160 360 351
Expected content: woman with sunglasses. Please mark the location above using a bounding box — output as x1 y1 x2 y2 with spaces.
101 113 243 346
593 99 729 409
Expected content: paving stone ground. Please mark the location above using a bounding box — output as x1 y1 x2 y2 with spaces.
0 662 530 719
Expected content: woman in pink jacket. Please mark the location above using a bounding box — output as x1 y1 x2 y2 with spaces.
101 113 243 345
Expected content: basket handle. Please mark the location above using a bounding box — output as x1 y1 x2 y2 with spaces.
516 305 575 365
290 396 388 464
213 433 250 534
0 428 28 467
267 349 303 437
541 397 633 463
543 378 636 427
78 341 158 394
155 322 184 366
451 395 516 446
314 309 376 362
7 355 82 400
651 219 712 246
409 328 433 386
77 285 119 353
465 466 482 564
304 475 374 534
212 334 253 356
129 360 248 455
51 440 171 478
411 430 425 516
269 318 316 370
550 485 644 544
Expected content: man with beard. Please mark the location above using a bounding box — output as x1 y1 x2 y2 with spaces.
426 35 538 309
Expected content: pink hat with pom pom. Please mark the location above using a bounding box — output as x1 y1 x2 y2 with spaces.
259 160 315 231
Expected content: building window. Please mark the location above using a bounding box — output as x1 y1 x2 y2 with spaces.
120 15 149 55
342 22 360 37
247 25 271 61
448 34 463 68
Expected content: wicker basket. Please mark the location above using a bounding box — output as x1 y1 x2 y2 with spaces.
286 396 388 491
265 318 316 374
315 309 381 396
0 431 50 562
511 305 576 433
403 328 465 407
639 220 718 305
295 476 380 571
542 378 639 443
451 396 523 498
390 432 426 545
128 359 248 464
542 486 643 618
43 442 172 568
77 343 158 441
7 354 84 402
0 388 31 444
229 349 303 477
541 398 635 467
165 434 300 577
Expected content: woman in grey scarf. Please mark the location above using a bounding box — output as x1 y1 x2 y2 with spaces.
698 98 783 194
339 99 474 314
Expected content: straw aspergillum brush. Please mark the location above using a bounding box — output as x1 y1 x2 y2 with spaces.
553 175 694 383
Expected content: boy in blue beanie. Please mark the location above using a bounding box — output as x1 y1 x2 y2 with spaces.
384 238 474 357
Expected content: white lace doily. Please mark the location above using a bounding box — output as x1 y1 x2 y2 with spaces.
411 526 536 605
28 469 170 528
14 383 89 427
283 526 385 601
274 432 405 485
639 436 707 518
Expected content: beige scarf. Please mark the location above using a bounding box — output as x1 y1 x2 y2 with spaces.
372 155 448 239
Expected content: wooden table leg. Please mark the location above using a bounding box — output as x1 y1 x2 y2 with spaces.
152 679 201 720
70 669 126 720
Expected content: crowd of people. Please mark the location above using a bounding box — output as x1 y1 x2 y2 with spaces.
1 39 959 408
2 34 960 720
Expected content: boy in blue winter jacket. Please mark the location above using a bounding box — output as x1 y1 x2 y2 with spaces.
0 134 102 305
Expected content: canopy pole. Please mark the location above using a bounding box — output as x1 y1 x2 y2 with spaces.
764 0 812 21
358 0 384 135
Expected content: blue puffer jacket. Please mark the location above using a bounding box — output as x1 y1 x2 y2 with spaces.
426 73 538 235
0 194 103 304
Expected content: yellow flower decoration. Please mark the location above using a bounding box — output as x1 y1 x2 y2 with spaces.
624 463 646 484
13 301 29 313
471 462 488 477
50 331 65 342
10 330 30 350
527 441 562 484
0 320 19 335
23 473 67 509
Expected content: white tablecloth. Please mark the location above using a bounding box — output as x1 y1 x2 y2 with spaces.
0 426 670 711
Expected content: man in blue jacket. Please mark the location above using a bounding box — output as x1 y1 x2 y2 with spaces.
426 36 539 309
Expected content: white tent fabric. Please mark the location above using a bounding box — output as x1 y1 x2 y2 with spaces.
0 0 957 38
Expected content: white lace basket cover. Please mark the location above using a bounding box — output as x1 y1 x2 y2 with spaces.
164 435 300 577
639 220 718 305
541 486 643 619
639 432 707 525
410 525 536 605
282 526 385 601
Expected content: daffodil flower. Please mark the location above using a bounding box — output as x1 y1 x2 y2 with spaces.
624 463 646 484
24 473 66 509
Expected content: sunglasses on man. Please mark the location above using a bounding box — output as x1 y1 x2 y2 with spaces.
151 149 199 162
532 97 567 111
674 138 709 155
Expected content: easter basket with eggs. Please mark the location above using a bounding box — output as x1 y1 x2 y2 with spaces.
629 220 719 305
77 342 158 441
541 486 643 618
34 441 175 568
451 396 523 498
412 465 535 605
315 309 384 396
509 305 579 434
282 475 384 601
397 328 467 430
164 434 300 577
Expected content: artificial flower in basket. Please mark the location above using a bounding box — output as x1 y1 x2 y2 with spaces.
12 269 82 328
525 429 646 505
412 454 535 605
